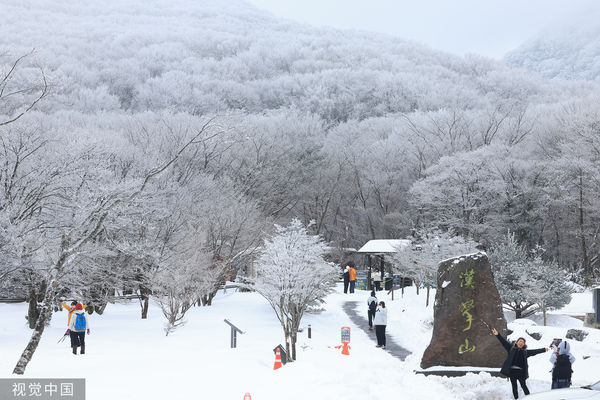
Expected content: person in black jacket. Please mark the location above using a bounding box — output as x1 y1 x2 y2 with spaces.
343 265 350 294
492 328 548 399
366 291 377 330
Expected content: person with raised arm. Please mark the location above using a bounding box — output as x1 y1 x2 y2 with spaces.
492 327 548 399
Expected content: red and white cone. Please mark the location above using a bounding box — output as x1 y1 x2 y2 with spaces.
273 348 283 370
243 393 252 400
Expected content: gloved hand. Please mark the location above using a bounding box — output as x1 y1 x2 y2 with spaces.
65 329 70 336
87 329 90 335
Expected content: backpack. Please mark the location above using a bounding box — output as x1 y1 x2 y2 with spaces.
74 313 86 331
369 300 377 312
552 354 572 381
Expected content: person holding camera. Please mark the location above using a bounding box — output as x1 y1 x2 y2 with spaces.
549 338 575 389
374 301 387 349
492 328 548 399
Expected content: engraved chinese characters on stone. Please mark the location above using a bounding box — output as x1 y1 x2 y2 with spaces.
421 253 507 369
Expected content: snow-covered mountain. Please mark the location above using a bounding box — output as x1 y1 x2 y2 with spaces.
3 0 600 265
0 0 590 121
505 10 600 82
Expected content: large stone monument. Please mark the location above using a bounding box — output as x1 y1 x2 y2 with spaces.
584 287 600 329
421 252 508 369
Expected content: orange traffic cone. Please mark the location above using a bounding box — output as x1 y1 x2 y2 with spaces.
273 348 283 370
341 342 350 355
243 393 252 400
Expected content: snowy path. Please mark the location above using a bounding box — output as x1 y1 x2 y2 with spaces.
342 301 411 361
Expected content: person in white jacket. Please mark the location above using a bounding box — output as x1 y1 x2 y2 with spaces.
373 301 387 349
373 269 382 291
68 303 90 355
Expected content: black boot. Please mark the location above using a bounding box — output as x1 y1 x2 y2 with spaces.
72 346 77 355
80 345 85 355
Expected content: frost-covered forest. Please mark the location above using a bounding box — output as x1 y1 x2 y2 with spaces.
506 9 600 82
2 0 600 312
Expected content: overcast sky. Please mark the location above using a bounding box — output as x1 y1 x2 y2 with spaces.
247 0 600 58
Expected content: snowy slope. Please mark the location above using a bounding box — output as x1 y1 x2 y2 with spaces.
1 285 599 400
505 10 600 82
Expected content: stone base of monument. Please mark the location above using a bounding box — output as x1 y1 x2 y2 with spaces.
584 313 600 329
414 366 504 378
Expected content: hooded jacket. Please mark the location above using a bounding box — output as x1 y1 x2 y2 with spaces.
496 333 545 378
68 309 89 332
60 302 87 326
549 340 575 365
550 340 575 381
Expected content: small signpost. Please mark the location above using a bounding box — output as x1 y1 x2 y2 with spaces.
272 344 288 365
339 326 351 355
355 277 367 291
224 319 245 348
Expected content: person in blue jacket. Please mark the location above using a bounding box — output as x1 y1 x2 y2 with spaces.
492 327 548 399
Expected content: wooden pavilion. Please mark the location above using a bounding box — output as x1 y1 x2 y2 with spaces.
355 239 411 292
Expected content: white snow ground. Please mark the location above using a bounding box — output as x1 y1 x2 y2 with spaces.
1 285 599 400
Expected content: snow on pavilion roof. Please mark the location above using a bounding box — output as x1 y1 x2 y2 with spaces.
356 239 411 254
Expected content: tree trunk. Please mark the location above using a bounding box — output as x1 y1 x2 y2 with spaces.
543 308 547 326
96 302 108 315
401 276 404 297
27 296 39 329
426 283 430 307
200 291 217 306
291 331 297 361
139 287 150 319
13 280 57 374
367 255 372 291
514 304 522 319
141 296 149 319
284 322 292 363
578 174 591 286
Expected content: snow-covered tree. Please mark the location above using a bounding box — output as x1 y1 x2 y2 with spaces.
489 233 572 321
11 118 222 375
390 229 478 306
523 249 572 326
489 233 536 318
252 219 337 362
0 51 47 127
153 242 211 336
194 177 265 306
